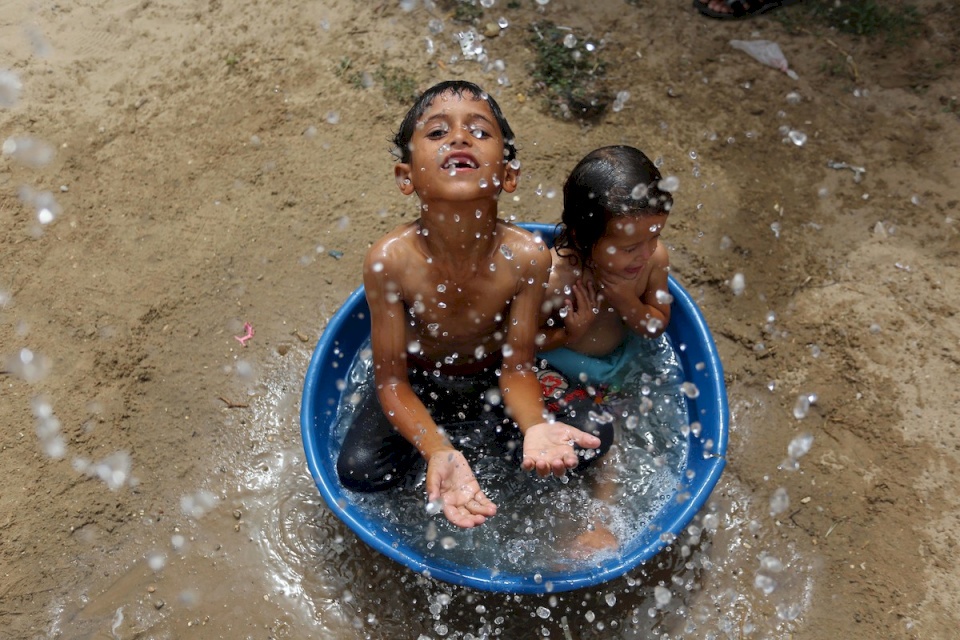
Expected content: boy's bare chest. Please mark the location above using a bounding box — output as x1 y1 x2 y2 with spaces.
400 268 516 338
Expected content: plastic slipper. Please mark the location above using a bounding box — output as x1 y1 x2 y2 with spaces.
693 0 799 20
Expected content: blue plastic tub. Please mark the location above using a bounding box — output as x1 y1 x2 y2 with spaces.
301 223 728 593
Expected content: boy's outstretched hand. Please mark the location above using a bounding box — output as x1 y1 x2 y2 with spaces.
521 422 602 477
426 449 498 528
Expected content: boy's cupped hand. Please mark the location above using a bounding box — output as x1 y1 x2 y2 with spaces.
521 422 602 477
426 449 498 528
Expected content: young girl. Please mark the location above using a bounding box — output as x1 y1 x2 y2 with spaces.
536 145 674 559
539 145 673 390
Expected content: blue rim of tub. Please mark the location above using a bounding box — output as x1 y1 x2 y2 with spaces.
300 223 728 593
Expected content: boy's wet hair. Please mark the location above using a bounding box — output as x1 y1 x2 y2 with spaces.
391 80 518 164
555 145 672 266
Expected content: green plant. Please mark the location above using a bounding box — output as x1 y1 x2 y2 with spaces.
527 21 610 121
334 57 367 89
375 64 418 104
941 95 959 116
779 0 922 44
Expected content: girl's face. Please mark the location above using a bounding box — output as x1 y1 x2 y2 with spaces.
590 213 668 278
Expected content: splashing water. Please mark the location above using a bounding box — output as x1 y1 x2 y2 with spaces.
0 69 22 107
787 130 807 147
74 451 133 491
658 176 680 193
730 273 746 296
330 335 690 573
8 347 52 383
3 136 55 168
792 393 816 419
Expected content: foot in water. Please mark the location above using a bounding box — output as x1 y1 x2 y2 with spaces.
568 521 619 561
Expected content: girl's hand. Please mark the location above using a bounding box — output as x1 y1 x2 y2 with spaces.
563 279 599 343
597 272 636 309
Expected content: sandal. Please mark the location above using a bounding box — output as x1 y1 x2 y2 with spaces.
693 0 800 20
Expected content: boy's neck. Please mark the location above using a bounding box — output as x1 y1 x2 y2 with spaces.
417 200 500 259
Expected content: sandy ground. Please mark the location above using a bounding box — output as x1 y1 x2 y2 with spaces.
2 0 960 638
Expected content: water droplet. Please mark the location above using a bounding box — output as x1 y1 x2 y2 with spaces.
793 394 811 419
769 487 789 516
325 111 340 125
730 273 746 296
655 289 673 304
680 382 700 399
785 91 802 105
440 536 457 550
788 130 807 146
788 433 814 459
604 593 617 607
658 175 680 192
654 585 672 607
0 69 23 108
3 136 55 168
770 221 781 238
630 183 648 200
499 244 513 259
754 572 777 595
563 33 577 48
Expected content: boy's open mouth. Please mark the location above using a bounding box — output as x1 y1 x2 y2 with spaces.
442 153 479 170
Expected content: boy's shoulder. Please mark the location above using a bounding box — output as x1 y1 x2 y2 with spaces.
364 221 420 266
496 220 549 256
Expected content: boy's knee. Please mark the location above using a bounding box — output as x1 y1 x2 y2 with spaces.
573 421 614 471
336 449 416 492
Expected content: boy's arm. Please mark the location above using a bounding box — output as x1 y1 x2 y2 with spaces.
364 244 495 527
500 245 601 476
599 243 672 338
363 247 453 459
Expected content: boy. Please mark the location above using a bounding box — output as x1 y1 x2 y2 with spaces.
336 81 611 529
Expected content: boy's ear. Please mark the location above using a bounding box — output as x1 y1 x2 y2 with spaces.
395 163 415 195
501 161 520 194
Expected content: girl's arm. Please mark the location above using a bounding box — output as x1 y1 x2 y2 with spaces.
599 243 672 338
536 280 599 351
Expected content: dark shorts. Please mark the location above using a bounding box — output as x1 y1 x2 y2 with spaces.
335 364 614 492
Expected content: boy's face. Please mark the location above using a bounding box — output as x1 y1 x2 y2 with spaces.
395 91 519 203
592 213 668 278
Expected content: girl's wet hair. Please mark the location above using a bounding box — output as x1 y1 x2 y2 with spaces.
391 80 518 164
554 145 672 266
